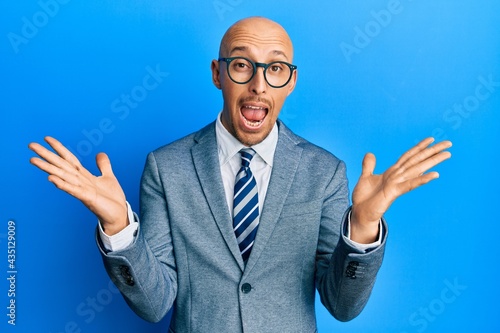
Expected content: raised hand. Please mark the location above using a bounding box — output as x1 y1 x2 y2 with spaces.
350 138 452 243
29 137 128 235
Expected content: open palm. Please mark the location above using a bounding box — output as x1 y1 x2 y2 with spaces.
29 137 128 235
350 138 452 242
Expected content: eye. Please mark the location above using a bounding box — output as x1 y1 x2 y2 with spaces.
269 63 284 73
231 59 252 71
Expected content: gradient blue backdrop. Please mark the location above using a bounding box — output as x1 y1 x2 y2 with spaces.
2 0 499 332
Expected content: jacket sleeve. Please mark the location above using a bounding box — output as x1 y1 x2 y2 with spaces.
96 151 177 323
315 160 388 322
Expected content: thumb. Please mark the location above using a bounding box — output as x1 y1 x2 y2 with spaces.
361 153 376 176
96 152 114 176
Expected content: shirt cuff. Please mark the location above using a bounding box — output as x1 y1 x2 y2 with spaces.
98 202 139 252
343 210 383 253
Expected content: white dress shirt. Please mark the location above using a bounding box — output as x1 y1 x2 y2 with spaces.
99 113 382 252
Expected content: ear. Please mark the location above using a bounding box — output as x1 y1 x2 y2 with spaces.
211 59 222 90
286 69 298 96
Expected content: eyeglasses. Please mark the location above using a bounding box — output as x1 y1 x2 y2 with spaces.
218 57 297 88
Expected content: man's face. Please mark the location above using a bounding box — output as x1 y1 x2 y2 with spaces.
211 18 297 146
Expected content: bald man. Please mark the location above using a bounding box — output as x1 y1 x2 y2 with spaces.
29 17 451 332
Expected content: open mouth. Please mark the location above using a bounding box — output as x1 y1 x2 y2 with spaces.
240 104 269 128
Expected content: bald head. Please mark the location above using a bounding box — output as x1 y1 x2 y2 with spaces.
218 17 294 62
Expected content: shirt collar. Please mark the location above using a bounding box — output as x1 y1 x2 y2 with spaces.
215 111 278 167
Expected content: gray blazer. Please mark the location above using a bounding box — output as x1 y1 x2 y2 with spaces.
97 120 387 333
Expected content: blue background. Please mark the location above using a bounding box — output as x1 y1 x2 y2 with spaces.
1 0 499 332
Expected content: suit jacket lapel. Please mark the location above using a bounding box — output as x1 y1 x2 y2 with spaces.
191 123 245 271
244 121 303 275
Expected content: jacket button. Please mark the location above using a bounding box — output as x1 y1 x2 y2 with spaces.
126 277 135 286
119 265 135 285
241 283 252 293
346 270 356 279
120 265 130 278
348 261 359 267
346 261 358 279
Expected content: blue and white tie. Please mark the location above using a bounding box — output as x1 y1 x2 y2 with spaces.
233 148 259 262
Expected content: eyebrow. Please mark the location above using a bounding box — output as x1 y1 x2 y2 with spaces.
229 46 289 61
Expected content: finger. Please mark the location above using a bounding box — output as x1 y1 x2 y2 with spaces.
47 174 79 198
361 153 376 176
401 140 452 171
30 156 61 176
400 171 440 193
30 156 86 187
405 151 452 179
96 153 115 177
29 141 60 163
30 138 94 179
47 174 94 203
44 136 83 169
396 137 435 167
30 155 67 178
29 141 74 171
31 157 87 199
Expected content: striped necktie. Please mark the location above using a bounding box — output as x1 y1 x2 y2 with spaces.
233 148 259 262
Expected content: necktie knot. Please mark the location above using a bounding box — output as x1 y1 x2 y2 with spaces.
239 148 255 168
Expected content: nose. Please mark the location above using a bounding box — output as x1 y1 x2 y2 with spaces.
248 66 267 95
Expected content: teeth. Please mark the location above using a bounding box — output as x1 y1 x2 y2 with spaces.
244 105 266 110
244 117 263 127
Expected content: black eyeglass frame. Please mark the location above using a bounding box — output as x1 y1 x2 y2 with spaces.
218 57 298 88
